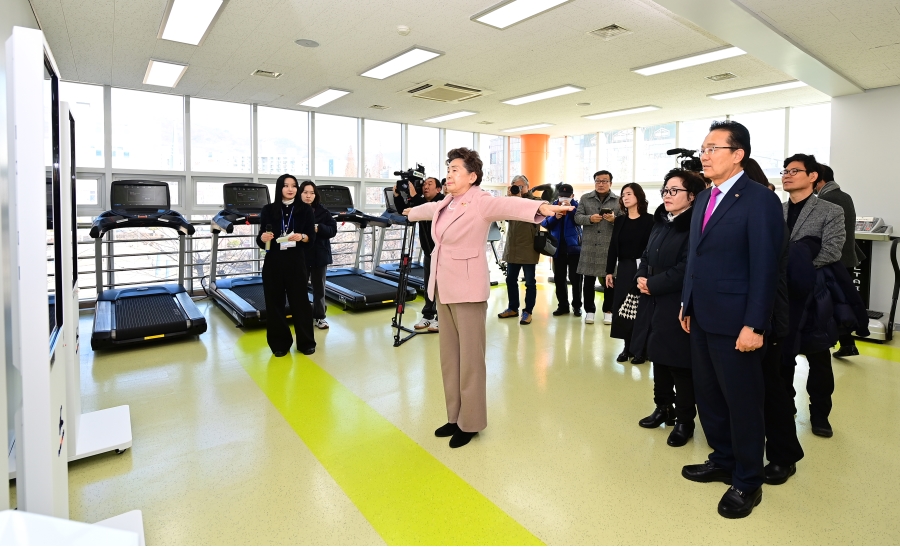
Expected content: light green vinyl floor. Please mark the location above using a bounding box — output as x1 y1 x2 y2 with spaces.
43 284 900 544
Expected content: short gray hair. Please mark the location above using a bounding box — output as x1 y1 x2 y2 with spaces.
511 175 529 188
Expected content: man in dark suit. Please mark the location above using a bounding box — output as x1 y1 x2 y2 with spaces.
679 121 785 519
815 164 863 358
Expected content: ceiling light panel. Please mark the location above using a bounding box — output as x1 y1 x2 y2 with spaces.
583 105 660 120
502 123 554 132
299 88 351 108
159 0 225 46
143 60 188 88
423 111 477 123
472 0 574 29
632 46 745 76
502 85 584 106
708 81 807 100
360 47 443 79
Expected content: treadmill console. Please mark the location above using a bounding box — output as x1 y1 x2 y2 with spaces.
212 183 271 233
90 180 194 238
318 184 391 229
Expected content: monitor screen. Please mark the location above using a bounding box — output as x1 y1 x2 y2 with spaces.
318 185 354 212
224 184 269 212
44 55 63 346
111 183 170 210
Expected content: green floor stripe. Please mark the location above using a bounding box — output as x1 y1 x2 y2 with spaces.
234 330 543 546
858 340 900 363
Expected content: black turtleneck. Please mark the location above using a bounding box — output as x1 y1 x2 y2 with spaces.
787 193 812 233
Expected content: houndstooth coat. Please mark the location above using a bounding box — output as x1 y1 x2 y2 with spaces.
574 190 621 278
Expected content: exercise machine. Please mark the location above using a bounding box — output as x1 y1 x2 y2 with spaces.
316 185 416 310
90 180 207 349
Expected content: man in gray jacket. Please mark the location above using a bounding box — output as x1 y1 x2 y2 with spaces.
781 154 845 438
816 164 863 357
574 170 621 324
498 175 541 325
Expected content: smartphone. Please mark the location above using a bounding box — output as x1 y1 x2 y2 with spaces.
600 208 613 215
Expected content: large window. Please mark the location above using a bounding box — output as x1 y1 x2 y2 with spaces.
598 129 633 183
191 98 251 173
196 180 252 206
636 123 677 182
678 117 720 150
546 137 565 186
566 134 597 185
364 120 401 179
60 82 104 168
478 134 505 185
315 114 358 177
509 137 521 179
75 177 99 205
111 88 184 170
257 106 309 175
789 103 831 165
731 109 786 178
445 130 474 157
407 125 440 178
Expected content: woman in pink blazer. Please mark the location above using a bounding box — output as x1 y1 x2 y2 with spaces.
406 148 572 448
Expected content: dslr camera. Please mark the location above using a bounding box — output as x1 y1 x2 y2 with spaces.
666 148 703 173
394 163 425 200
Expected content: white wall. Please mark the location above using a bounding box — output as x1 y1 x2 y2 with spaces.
831 85 900 325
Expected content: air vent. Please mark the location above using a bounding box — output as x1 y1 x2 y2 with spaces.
402 79 495 103
369 104 389 110
707 72 738 82
252 69 282 79
477 121 494 125
589 24 632 40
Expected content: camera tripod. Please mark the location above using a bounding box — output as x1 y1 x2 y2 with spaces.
391 218 437 347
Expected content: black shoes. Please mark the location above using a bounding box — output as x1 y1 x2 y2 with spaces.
300 347 316 355
449 430 477 448
434 422 460 437
763 462 797 485
616 350 633 363
717 486 762 519
631 355 646 364
811 417 833 438
552 308 570 316
639 406 675 429
273 350 288 357
573 308 582 317
667 423 694 447
833 345 859 357
682 460 733 484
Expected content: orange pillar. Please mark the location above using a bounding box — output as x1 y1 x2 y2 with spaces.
519 134 549 187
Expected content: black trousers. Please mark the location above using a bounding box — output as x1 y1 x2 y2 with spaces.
308 265 327 320
781 349 834 421
652 363 696 424
603 286 614 313
263 251 315 353
692 320 766 492
762 338 804 466
422 254 437 320
552 252 582 311
582 276 597 313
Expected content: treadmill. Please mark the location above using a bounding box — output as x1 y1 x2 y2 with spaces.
374 187 427 291
209 182 279 327
90 180 207 350
317 185 417 310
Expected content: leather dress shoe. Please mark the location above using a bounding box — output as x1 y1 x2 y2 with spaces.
638 406 675 429
667 423 694 447
300 347 316 355
273 350 288 357
434 422 460 438
631 356 646 364
616 350 633 362
449 430 477 448
552 308 570 316
682 460 732 484
811 418 833 438
763 462 796 485
833 345 859 357
717 486 762 519
573 308 582 317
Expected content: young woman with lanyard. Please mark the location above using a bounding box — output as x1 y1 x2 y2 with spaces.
257 174 317 357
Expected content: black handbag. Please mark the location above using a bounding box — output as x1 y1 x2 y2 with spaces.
534 229 558 257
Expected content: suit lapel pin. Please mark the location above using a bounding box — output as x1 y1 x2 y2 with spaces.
735 193 740 197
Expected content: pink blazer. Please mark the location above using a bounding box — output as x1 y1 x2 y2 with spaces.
408 186 546 304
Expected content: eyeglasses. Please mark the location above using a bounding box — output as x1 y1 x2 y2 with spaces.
780 168 807 176
594 179 611 184
699 146 737 156
660 188 690 197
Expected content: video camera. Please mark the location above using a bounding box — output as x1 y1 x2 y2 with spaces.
394 163 426 200
667 148 703 173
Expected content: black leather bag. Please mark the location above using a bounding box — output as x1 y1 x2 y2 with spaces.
534 230 558 257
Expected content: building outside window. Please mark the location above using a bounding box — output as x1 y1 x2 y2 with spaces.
509 137 521 180
315 114 358 177
191 98 251 173
364 119 401 179
257 106 309 175
636 123 677 182
60 82 104 168
407 125 440 179
478 134 505 185
599 129 633 183
567 133 597 185
111 88 184 171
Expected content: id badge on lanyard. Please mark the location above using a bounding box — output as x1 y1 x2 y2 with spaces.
280 206 296 250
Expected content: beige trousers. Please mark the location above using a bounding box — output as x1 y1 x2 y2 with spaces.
435 287 488 432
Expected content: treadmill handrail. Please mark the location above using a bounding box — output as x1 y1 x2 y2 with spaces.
211 209 263 234
89 209 195 238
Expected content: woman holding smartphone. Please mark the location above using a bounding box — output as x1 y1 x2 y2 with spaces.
256 174 317 357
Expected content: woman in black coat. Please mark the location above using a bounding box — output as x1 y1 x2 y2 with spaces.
632 169 706 447
605 183 654 363
299 181 337 330
256 174 317 357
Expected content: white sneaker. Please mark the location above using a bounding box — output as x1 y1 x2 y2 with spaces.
427 319 439 332
314 319 329 329
585 313 595 324
603 312 613 325
414 318 435 330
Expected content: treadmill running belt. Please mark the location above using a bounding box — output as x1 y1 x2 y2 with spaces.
232 284 267 312
331 275 397 300
115 294 187 339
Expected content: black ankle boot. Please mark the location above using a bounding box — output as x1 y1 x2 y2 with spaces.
667 422 695 446
639 406 675 428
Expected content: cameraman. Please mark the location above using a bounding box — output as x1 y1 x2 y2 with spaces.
497 175 540 325
396 176 445 331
